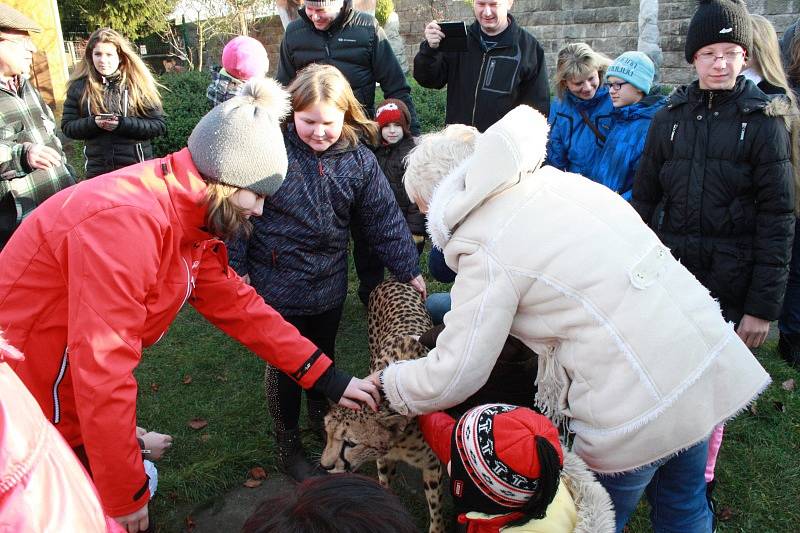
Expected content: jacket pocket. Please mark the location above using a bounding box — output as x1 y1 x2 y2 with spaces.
481 54 520 95
727 197 756 234
652 195 670 232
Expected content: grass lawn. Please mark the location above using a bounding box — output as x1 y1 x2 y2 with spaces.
137 250 800 532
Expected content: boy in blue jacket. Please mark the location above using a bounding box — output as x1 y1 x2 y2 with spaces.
587 51 665 200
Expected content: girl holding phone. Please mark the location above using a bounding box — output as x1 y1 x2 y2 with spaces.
62 28 165 179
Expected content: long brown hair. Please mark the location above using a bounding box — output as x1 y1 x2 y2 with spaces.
204 182 253 240
287 63 378 147
69 28 163 116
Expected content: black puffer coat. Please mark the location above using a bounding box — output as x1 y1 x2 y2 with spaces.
228 126 420 316
61 77 165 178
277 1 420 134
373 137 425 236
633 77 795 322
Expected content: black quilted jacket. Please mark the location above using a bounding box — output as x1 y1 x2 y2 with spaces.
276 1 420 134
373 137 426 236
61 77 165 178
633 77 795 322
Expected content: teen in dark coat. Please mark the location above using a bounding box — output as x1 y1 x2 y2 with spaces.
61 29 165 179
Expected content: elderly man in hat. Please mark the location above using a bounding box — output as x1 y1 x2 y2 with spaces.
0 4 75 248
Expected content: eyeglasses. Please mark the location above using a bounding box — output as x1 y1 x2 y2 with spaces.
695 50 744 65
605 81 630 91
0 33 36 52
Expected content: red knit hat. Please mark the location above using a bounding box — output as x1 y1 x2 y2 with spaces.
221 36 269 82
450 404 563 518
375 98 411 135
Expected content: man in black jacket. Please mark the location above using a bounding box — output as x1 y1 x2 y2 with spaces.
414 0 549 132
277 0 420 306
277 0 419 134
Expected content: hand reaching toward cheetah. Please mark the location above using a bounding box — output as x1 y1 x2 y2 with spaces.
339 377 380 411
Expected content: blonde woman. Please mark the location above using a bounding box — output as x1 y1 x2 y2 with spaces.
0 79 379 533
227 64 423 482
545 42 613 175
62 28 166 178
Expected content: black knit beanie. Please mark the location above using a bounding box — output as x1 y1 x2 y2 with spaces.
684 0 752 63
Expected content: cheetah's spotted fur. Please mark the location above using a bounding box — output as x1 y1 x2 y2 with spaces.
320 280 445 533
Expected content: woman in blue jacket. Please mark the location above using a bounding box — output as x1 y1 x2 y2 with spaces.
587 52 665 200
546 43 613 175
229 65 423 482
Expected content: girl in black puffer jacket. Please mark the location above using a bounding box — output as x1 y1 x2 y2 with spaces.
62 28 165 179
373 99 426 254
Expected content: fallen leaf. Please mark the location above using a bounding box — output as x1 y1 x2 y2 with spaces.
182 374 193 385
199 433 211 443
248 466 267 480
185 515 196 531
782 378 796 391
167 491 179 502
150 382 159 392
188 418 208 430
215 374 228 382
243 479 263 488
718 507 736 521
773 401 786 413
749 403 759 416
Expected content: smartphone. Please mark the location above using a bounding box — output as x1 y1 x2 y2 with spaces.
95 113 116 120
438 21 468 53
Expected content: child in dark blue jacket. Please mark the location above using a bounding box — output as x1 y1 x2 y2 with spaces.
229 64 424 482
587 52 665 200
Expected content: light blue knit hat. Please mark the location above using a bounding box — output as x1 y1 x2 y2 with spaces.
606 51 655 94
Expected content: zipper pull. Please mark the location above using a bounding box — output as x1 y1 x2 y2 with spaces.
670 123 678 142
708 92 714 110
318 160 324 176
739 122 748 141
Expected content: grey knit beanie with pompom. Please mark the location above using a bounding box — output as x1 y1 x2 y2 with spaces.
188 77 291 197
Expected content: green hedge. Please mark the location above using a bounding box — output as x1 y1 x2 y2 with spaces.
153 70 212 157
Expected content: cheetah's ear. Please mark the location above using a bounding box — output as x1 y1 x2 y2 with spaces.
379 412 410 434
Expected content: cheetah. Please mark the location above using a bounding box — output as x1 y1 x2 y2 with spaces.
320 280 445 533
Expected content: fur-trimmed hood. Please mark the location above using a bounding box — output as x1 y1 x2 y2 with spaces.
426 105 549 250
763 94 800 216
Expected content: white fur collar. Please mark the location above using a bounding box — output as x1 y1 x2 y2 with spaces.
426 105 549 250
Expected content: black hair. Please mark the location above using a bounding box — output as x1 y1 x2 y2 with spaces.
506 436 563 527
241 473 419 533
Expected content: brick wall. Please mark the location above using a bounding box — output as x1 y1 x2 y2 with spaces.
393 0 800 87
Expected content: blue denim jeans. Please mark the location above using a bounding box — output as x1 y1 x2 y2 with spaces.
596 440 712 533
425 292 452 325
779 218 800 335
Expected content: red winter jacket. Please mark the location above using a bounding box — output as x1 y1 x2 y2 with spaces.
0 338 124 532
0 148 336 517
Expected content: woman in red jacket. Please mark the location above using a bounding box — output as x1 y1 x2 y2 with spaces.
0 78 378 533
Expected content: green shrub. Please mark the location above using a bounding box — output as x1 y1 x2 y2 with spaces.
375 0 394 26
409 78 446 133
153 70 212 157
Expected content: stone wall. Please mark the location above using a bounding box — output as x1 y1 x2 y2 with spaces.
393 0 800 87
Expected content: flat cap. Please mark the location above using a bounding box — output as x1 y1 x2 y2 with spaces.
0 4 42 33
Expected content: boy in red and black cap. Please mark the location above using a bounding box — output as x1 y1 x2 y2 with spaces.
373 98 426 255
419 403 614 532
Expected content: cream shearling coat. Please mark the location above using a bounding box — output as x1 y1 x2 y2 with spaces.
381 105 771 474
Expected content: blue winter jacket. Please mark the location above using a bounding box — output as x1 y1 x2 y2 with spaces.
586 94 666 200
545 85 613 175
229 125 420 316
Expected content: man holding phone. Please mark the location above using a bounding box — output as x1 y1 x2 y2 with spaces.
414 0 549 132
